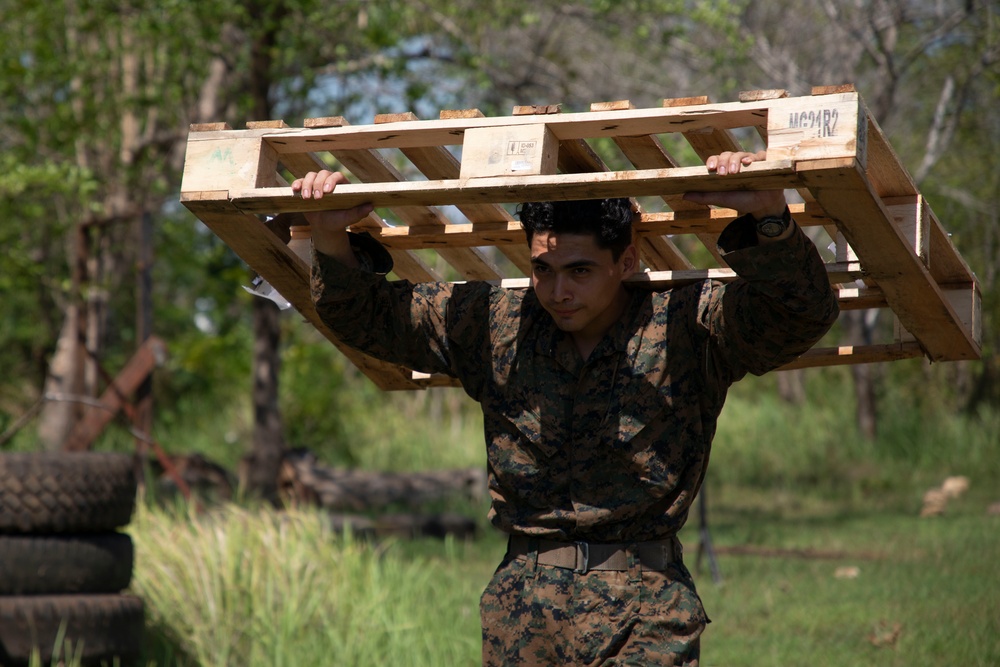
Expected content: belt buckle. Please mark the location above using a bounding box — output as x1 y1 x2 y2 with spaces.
573 541 590 574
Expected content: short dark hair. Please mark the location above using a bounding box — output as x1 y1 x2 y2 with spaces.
516 198 634 260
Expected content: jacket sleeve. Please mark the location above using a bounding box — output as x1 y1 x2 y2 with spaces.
309 246 495 385
700 214 840 383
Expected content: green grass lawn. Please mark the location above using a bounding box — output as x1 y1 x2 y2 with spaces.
685 489 1000 666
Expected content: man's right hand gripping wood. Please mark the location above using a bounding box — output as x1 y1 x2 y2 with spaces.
291 170 374 267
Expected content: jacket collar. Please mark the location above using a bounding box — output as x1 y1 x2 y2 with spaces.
531 287 651 369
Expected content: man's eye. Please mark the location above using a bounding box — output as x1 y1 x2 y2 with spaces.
573 267 590 276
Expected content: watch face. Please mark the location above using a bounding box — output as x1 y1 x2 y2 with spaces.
757 219 787 237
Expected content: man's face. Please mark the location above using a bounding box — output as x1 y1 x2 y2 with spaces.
529 231 638 347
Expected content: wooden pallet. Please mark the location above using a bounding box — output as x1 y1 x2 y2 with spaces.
181 85 981 390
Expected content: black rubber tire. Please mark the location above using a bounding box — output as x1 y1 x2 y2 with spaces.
0 533 134 595
0 452 137 534
0 594 144 666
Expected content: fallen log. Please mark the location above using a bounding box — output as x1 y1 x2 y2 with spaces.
328 512 478 540
278 448 487 512
150 449 486 540
152 452 235 502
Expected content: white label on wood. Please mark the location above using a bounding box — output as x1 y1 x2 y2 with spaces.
459 124 558 179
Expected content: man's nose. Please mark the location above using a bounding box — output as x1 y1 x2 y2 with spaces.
552 274 572 302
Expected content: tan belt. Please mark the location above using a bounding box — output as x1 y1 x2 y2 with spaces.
507 535 681 574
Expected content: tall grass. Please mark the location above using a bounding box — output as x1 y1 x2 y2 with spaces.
129 501 493 667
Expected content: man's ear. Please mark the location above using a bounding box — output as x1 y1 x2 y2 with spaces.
619 244 639 278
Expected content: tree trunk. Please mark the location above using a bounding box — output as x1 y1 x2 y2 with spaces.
238 0 290 502
776 369 806 405
133 211 154 458
38 14 144 451
38 307 86 451
38 225 90 450
843 309 880 440
242 297 286 504
851 363 879 441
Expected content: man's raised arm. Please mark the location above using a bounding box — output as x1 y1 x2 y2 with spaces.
291 170 374 268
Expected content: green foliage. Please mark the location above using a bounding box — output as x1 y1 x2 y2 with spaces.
278 323 485 469
0 154 98 398
130 502 491 667
278 325 352 459
714 370 1000 505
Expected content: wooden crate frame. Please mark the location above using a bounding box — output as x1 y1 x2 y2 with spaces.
181 86 981 390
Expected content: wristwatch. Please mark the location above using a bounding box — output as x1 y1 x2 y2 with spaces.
754 206 792 238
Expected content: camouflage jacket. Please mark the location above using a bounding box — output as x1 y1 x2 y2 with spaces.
312 216 838 542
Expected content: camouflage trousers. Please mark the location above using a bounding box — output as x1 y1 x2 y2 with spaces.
480 545 708 666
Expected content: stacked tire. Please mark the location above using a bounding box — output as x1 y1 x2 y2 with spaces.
0 452 144 666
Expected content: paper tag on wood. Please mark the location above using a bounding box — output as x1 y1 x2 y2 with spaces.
459 124 558 179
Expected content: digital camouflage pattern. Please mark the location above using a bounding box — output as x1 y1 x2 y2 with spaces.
312 216 837 542
312 215 838 663
481 554 706 666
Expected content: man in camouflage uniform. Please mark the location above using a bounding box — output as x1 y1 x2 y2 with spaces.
293 151 839 666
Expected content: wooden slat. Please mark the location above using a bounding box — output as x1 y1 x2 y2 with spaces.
246 120 290 129
495 263 865 290
779 342 925 370
595 99 719 266
927 205 975 285
812 84 857 96
237 95 864 155
864 111 919 198
439 108 486 120
739 89 789 102
273 144 329 182
541 105 693 272
797 158 979 361
368 202 844 249
513 104 562 116
223 162 803 214
375 112 530 275
665 95 746 158
282 116 440 283
326 132 503 281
